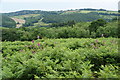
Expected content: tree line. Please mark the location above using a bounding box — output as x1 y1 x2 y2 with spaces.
1 19 118 41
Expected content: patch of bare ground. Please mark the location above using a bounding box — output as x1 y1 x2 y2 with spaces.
11 17 25 28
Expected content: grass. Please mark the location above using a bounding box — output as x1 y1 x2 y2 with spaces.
12 14 40 19
61 10 118 15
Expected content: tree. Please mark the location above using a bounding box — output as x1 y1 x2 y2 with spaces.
89 19 107 35
2 28 20 41
67 20 75 27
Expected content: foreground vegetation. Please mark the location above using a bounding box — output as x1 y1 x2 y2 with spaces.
1 38 119 79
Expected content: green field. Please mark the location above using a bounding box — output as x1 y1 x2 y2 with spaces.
12 14 41 19
62 10 118 14
2 38 119 79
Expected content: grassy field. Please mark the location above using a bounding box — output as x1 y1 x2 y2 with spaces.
12 14 40 19
1 38 119 79
34 18 50 27
62 10 118 14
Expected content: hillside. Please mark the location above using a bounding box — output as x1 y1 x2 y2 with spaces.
11 17 25 28
2 15 16 28
3 8 118 27
4 8 118 16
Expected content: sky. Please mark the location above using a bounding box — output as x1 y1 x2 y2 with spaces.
0 0 120 13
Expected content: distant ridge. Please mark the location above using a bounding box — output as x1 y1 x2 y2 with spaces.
2 8 118 27
3 8 117 13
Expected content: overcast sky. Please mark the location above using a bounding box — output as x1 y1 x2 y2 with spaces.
0 0 119 13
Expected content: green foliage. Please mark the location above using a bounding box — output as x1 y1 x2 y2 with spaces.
2 38 119 79
89 19 107 34
2 14 16 28
1 9 119 79
96 21 117 37
0 52 2 80
2 28 21 41
50 20 75 27
1 20 118 41
23 16 42 27
98 65 119 78
42 12 101 23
